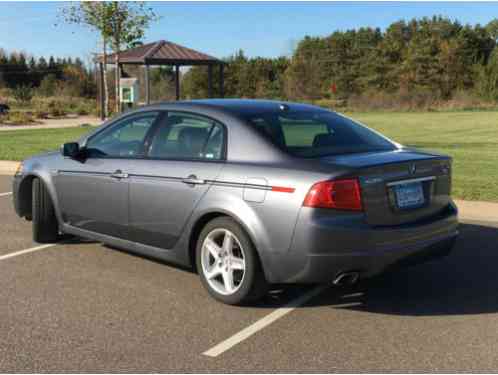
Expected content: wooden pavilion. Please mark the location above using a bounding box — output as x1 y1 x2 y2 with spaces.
96 40 225 119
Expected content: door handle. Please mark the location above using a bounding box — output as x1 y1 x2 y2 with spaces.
182 175 205 185
110 170 129 179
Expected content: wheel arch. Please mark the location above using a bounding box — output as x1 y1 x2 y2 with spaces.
16 174 36 219
187 209 270 281
17 172 61 223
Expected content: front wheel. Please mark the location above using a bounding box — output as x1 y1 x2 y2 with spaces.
196 217 268 305
32 178 59 243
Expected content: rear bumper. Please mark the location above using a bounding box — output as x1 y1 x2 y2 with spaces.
263 202 458 283
292 232 457 283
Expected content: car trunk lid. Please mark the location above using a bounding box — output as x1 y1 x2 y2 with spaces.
320 149 452 226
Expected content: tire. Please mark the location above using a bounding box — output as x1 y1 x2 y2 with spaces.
196 217 268 305
32 178 59 243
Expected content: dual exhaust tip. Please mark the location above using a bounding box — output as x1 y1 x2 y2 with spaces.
333 271 360 286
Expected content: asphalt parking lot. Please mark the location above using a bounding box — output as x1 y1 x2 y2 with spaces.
1 175 498 372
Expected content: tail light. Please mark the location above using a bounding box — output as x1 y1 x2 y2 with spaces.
303 178 363 211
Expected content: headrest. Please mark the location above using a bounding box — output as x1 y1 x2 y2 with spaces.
312 133 336 147
178 127 208 154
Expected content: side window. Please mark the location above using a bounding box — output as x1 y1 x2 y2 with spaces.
85 112 158 158
148 112 225 160
280 117 329 147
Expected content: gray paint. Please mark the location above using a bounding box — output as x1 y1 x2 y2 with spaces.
13 100 458 284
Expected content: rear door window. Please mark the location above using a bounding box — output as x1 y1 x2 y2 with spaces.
148 112 225 160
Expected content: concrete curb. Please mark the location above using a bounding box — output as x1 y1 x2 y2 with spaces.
0 161 19 175
454 199 498 223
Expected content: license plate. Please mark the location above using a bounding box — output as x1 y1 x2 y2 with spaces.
395 181 425 209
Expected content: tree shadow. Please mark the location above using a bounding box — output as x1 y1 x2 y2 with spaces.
313 222 498 316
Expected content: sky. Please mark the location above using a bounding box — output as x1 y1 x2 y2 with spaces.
2 1 498 64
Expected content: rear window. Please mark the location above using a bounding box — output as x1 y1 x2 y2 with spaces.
246 111 395 158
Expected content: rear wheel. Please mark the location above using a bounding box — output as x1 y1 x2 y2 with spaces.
32 178 59 243
196 217 267 305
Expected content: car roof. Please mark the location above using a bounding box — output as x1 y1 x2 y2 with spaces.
154 99 330 118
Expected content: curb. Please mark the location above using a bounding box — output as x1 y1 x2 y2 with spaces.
0 161 19 175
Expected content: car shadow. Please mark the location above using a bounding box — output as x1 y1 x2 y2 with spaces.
310 222 498 316
74 222 498 314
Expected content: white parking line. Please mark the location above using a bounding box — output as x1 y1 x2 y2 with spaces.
0 244 56 261
202 284 329 357
0 192 12 197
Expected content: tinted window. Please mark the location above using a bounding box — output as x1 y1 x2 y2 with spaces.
246 111 395 158
85 113 158 158
148 112 224 160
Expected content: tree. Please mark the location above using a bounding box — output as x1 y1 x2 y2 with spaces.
28 56 37 71
59 2 159 115
59 3 115 118
486 19 498 42
38 57 48 71
105 2 159 112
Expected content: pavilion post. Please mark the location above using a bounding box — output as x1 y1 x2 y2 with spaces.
144 64 150 105
207 64 213 98
99 62 105 120
175 65 180 101
219 64 224 98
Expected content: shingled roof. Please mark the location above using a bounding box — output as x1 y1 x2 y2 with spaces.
99 40 223 65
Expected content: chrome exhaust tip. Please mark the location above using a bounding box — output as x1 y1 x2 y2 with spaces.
333 272 360 286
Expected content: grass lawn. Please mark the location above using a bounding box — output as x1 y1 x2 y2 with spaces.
345 111 498 202
0 127 91 161
0 111 497 202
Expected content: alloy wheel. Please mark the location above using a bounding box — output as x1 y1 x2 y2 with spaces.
200 228 246 295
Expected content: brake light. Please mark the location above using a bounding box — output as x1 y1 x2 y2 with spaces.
303 178 363 211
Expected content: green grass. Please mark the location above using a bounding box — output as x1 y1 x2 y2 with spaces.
0 111 497 202
0 127 91 161
344 111 498 202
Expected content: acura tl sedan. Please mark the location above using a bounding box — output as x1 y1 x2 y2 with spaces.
13 100 458 305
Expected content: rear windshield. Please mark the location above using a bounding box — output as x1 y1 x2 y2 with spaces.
245 110 396 158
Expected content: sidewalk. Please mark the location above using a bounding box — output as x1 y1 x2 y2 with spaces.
0 116 101 131
0 161 19 175
0 158 497 223
454 199 498 223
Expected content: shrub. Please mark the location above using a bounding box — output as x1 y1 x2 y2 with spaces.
37 74 58 97
12 85 33 104
47 100 67 118
1 111 36 125
34 110 49 119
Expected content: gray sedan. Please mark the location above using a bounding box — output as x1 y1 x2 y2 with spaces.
13 100 458 305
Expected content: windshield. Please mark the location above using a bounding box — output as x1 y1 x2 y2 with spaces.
245 110 396 158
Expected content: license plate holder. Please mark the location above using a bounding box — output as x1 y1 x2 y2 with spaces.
394 181 425 209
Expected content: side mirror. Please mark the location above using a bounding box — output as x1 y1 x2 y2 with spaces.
61 142 80 158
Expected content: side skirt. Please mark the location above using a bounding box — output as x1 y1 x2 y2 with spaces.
61 223 191 268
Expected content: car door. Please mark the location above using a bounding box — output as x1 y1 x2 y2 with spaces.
126 111 226 249
54 111 159 239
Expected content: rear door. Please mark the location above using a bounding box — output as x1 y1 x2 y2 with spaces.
126 111 225 249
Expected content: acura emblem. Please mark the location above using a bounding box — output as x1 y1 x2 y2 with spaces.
409 164 417 175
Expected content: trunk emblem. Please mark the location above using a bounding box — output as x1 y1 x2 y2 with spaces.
409 164 417 175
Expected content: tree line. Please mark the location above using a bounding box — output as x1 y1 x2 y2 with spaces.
4 14 498 112
182 16 498 108
0 49 96 98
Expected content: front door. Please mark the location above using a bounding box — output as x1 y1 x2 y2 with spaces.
127 111 226 249
55 111 159 239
